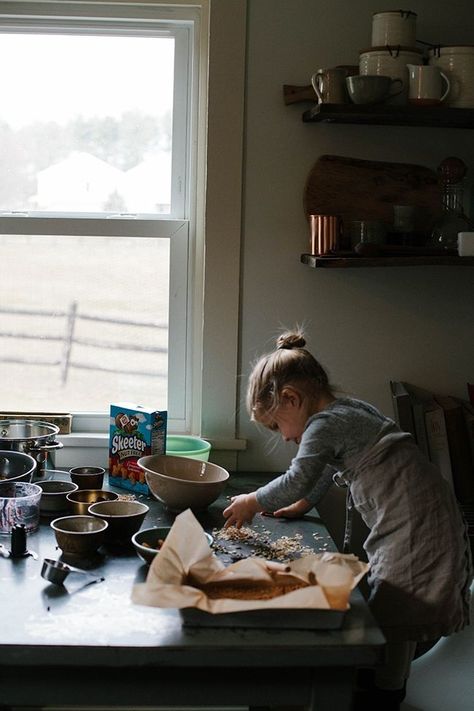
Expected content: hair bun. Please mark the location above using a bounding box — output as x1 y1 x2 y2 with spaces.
276 331 306 350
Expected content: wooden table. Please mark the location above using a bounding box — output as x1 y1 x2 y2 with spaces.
0 473 385 710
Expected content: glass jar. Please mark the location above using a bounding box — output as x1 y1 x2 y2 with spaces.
430 182 470 250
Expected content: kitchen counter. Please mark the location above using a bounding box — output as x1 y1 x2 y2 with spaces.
0 472 385 710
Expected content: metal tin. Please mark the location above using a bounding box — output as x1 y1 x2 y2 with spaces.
309 214 343 255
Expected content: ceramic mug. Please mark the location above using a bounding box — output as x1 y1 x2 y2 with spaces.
407 64 450 105
346 74 403 104
311 67 348 104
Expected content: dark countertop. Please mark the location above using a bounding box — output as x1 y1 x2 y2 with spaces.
0 472 385 710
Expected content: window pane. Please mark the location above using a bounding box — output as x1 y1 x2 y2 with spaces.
0 33 174 215
0 234 169 412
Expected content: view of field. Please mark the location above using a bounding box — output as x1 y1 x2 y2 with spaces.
0 234 169 412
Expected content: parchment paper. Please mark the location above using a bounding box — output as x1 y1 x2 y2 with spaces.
132 509 369 613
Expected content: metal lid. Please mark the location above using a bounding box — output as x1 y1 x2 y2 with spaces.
360 45 422 54
428 44 474 52
372 10 417 18
0 419 59 441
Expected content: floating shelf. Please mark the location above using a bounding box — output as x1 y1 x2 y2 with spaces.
301 253 474 268
302 104 474 129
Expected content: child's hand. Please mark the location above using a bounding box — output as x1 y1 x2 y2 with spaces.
223 492 261 529
273 498 313 518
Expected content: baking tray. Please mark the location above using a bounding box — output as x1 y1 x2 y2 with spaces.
180 606 345 629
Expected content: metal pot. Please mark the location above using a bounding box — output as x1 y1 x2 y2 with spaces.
0 420 63 480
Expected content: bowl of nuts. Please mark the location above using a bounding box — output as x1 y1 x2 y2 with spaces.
132 525 213 565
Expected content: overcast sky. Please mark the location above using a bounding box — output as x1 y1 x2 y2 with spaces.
0 33 174 128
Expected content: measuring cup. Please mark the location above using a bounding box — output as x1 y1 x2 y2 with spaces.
41 558 104 586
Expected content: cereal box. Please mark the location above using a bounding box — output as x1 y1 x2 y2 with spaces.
109 403 167 494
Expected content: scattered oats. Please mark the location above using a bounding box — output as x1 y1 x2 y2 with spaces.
212 525 315 563
116 493 136 501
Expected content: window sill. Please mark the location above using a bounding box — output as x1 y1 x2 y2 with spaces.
55 432 247 471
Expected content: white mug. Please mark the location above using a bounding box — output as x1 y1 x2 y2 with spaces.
407 64 450 105
311 67 348 104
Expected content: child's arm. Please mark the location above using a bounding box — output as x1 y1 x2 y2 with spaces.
223 492 261 529
273 498 313 518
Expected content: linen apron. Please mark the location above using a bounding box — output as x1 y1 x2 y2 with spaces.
334 422 473 642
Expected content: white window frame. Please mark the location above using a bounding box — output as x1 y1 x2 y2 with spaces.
0 0 246 466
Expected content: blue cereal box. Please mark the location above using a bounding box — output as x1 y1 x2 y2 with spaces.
109 403 167 494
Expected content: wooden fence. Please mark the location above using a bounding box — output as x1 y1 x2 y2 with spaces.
0 302 167 383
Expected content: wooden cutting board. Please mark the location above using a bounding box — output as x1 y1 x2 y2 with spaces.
303 154 442 235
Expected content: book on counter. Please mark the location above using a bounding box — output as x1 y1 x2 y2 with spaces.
389 381 415 438
435 395 474 505
389 381 454 491
389 381 474 503
403 383 430 459
468 383 474 406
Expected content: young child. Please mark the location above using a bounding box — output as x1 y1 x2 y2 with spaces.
223 330 472 710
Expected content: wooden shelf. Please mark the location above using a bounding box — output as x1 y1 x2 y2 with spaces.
301 253 474 268
302 104 474 129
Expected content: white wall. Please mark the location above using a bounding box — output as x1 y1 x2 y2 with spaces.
236 0 474 472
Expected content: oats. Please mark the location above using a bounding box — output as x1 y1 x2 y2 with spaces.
212 525 315 563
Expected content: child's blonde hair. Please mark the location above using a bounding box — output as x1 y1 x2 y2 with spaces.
246 330 332 422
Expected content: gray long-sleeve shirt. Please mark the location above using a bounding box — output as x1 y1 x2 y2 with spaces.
255 396 472 640
256 397 391 511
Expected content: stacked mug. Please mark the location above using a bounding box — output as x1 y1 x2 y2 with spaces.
359 10 423 105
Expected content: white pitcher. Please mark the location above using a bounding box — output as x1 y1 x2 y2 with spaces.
407 64 450 105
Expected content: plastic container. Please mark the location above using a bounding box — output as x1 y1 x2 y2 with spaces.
0 481 42 534
165 435 211 461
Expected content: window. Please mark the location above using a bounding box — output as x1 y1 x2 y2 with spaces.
0 1 197 433
0 1 245 461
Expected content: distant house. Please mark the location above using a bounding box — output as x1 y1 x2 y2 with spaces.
31 150 171 214
122 152 171 213
32 151 124 212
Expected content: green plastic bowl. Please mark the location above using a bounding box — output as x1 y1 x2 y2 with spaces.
165 435 211 461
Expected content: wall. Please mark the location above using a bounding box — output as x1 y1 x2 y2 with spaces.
236 0 474 472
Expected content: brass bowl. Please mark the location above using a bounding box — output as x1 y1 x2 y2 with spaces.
88 500 149 544
66 488 119 515
50 515 108 556
69 466 105 490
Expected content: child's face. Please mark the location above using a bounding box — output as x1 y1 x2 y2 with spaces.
263 388 309 445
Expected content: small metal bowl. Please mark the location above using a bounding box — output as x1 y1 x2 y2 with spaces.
50 515 108 556
38 480 79 515
88 500 149 545
132 526 213 565
66 488 119 515
69 466 105 490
